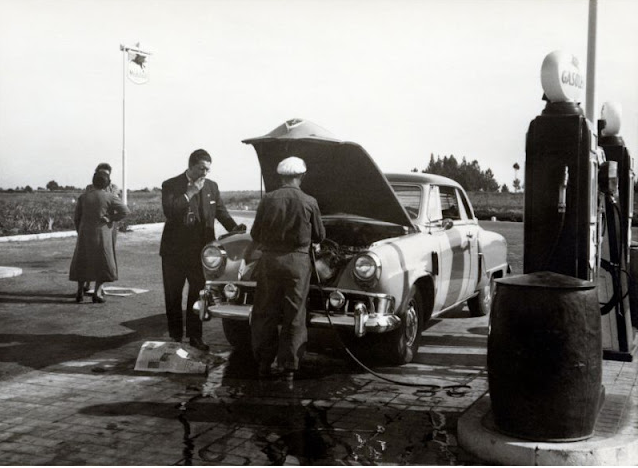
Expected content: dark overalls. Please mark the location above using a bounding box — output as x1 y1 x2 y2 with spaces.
250 184 325 371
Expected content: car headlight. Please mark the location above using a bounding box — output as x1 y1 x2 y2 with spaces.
223 283 240 300
201 245 227 275
353 253 381 283
329 290 346 310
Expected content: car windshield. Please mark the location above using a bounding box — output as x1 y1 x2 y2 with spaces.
390 184 421 219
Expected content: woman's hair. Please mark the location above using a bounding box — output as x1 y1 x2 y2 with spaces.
92 171 110 190
95 162 112 173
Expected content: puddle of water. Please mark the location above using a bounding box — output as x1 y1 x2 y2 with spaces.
171 348 477 465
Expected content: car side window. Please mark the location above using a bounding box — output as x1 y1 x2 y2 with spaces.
457 189 475 220
426 185 442 222
391 184 422 220
439 186 461 220
455 189 469 221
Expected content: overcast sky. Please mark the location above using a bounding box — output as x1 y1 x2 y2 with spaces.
0 0 636 192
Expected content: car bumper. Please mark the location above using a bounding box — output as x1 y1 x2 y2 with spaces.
204 303 401 335
199 282 401 336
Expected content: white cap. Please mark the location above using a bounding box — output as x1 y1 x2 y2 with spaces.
277 156 307 175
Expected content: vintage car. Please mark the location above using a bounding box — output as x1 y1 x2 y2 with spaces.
195 119 509 364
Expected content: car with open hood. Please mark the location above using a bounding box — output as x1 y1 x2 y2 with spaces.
195 119 509 364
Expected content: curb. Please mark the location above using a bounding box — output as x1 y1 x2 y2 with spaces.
0 211 254 243
458 395 638 465
0 223 163 243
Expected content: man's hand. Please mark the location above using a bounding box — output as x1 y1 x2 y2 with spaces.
100 215 113 228
186 177 205 199
232 223 247 232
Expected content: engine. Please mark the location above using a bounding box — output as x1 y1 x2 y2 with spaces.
312 217 408 285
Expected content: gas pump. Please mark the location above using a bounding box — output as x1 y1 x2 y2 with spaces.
524 51 636 361
598 102 637 361
524 51 602 281
487 51 612 441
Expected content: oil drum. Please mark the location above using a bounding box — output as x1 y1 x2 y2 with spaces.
487 271 603 441
628 243 638 326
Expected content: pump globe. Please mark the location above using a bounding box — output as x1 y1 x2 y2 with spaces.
600 101 622 136
540 50 585 103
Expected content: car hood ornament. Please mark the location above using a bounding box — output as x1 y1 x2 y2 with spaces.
243 119 414 228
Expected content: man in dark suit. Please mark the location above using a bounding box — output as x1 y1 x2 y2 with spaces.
160 149 245 351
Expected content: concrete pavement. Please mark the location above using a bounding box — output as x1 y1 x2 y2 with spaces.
0 217 488 465
0 316 491 465
1 221 637 465
458 357 638 465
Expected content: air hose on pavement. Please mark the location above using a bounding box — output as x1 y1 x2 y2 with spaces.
310 249 471 396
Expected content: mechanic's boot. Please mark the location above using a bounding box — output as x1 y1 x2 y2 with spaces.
189 337 210 352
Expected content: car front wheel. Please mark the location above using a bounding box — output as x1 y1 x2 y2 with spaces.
385 287 425 364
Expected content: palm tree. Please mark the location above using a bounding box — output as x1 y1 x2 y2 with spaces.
513 163 521 193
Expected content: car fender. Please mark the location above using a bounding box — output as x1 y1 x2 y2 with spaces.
332 231 441 315
476 228 509 287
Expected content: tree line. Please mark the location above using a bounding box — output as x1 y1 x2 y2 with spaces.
412 154 505 192
0 181 164 193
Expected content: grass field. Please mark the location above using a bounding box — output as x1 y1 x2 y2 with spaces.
0 190 260 236
0 188 634 237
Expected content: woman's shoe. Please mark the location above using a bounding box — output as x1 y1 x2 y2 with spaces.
92 293 105 303
75 292 83 303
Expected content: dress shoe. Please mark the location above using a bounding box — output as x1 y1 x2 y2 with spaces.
189 337 210 352
92 293 105 303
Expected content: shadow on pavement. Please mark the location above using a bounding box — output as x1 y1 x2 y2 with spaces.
0 314 166 372
0 291 78 304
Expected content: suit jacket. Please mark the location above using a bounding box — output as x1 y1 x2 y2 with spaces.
159 173 238 257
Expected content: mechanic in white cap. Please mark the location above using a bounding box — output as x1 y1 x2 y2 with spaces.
250 156 325 382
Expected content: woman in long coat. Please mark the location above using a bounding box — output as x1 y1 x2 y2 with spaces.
69 171 130 303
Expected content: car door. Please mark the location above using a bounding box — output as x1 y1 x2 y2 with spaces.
437 186 467 307
454 188 479 300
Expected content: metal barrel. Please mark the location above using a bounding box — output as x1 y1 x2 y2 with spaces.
628 243 638 327
487 271 603 442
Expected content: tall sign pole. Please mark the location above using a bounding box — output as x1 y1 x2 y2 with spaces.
585 0 598 122
119 43 151 205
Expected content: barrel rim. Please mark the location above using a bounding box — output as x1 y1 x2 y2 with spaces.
496 271 596 290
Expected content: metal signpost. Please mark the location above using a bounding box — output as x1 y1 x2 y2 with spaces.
119 42 151 205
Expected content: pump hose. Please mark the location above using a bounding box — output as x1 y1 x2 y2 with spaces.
541 210 566 271
599 196 628 316
310 248 471 395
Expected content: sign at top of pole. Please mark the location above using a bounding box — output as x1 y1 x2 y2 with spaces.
121 42 151 85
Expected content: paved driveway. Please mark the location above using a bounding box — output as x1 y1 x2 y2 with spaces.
0 219 515 464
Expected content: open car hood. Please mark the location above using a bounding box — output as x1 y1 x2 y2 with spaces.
243 119 414 228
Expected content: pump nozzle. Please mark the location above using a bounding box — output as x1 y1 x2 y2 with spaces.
558 166 569 213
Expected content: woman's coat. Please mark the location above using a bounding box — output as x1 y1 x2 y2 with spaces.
69 190 130 282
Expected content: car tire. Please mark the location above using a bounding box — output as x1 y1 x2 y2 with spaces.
385 287 425 365
468 275 494 317
221 319 252 351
